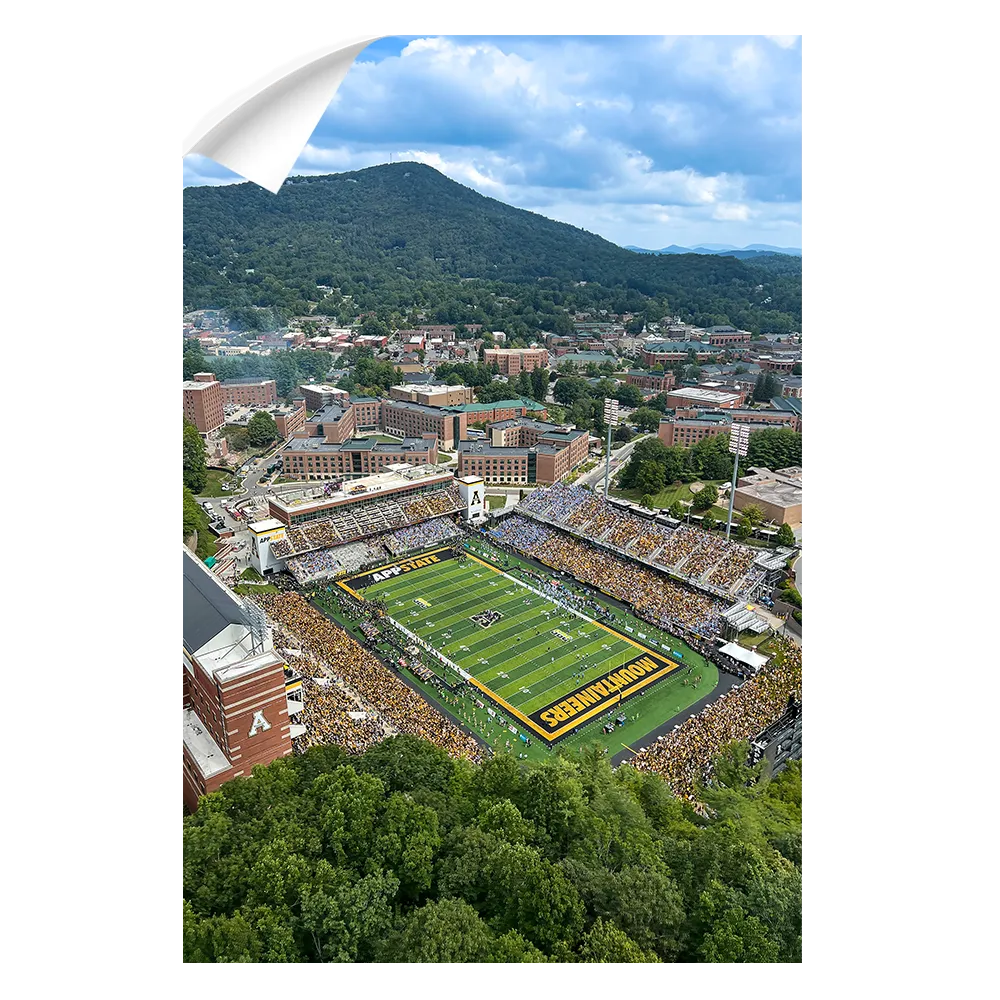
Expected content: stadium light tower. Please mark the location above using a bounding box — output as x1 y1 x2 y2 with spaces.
602 397 620 498
725 422 750 540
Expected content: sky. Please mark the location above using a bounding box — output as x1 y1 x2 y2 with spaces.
183 35 801 251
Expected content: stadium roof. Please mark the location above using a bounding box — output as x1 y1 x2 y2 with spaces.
183 548 246 654
183 709 231 779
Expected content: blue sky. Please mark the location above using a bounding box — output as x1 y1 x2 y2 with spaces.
184 35 801 250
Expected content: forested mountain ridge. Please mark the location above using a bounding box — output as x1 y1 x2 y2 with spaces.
183 163 801 335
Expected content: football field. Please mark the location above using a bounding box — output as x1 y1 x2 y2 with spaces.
342 547 687 742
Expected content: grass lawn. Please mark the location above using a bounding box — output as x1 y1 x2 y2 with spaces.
613 479 727 511
197 468 238 498
485 494 507 510
326 541 719 759
240 566 264 581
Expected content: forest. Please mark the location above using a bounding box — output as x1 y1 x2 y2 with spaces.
183 163 802 337
184 736 801 963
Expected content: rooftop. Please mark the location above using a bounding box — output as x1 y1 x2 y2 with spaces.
444 398 546 414
644 340 722 353
737 480 803 509
183 709 231 779
311 403 351 422
222 376 277 386
270 465 453 513
282 435 434 454
669 387 742 403
182 548 246 654
182 379 218 391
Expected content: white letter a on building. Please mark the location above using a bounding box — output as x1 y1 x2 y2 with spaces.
248 710 271 737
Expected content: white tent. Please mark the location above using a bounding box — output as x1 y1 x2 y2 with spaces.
718 642 770 671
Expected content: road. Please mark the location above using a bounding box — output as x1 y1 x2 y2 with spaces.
576 433 652 492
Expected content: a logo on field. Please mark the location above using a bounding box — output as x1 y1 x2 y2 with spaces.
248 710 271 737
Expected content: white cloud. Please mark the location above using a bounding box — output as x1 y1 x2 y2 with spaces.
713 202 752 221
765 35 800 49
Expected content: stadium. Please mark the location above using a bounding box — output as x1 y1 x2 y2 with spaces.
190 464 799 802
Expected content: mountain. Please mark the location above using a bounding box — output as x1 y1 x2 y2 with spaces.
183 162 801 333
624 243 802 258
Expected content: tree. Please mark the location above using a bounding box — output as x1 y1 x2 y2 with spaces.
183 420 208 494
246 411 278 447
631 407 662 433
381 898 494 963
579 918 660 962
553 377 590 406
613 425 634 444
667 500 685 520
701 507 717 528
699 907 781 963
737 519 753 539
776 522 796 547
183 486 209 544
741 504 766 528
614 384 645 408
691 482 719 511
634 460 666 495
640 494 655 510
746 429 801 470
791 362 802 376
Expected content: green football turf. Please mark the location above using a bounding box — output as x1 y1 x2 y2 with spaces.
357 554 670 719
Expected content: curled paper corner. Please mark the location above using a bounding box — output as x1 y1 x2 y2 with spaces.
184 35 383 194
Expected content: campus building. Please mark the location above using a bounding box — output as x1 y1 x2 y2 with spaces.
389 383 475 406
640 341 723 366
626 369 676 393
220 377 278 407
482 347 550 375
733 467 803 526
182 549 303 811
665 386 745 409
304 402 356 444
705 325 753 349
458 419 589 485
298 383 351 411
279 435 440 481
183 376 225 434
657 407 798 448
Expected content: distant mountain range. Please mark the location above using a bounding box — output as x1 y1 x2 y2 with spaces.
623 243 802 259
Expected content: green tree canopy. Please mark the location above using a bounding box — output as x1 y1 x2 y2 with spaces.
183 420 208 494
246 411 279 447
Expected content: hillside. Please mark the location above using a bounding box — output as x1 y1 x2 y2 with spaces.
183 162 801 334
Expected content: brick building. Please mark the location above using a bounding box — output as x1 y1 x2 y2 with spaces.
183 376 225 434
389 383 475 406
705 325 752 348
733 467 803 527
220 377 278 407
298 383 351 410
304 403 356 444
626 369 676 393
348 395 382 430
658 408 798 448
381 399 466 450
482 347 550 375
665 386 745 409
279 435 439 480
458 419 588 484
640 341 723 366
183 549 302 811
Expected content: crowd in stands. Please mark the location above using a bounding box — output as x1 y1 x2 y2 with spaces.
517 484 760 597
255 593 483 762
287 539 386 585
631 637 803 798
487 515 725 634
383 517 461 556
269 625 388 754
271 485 464 560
